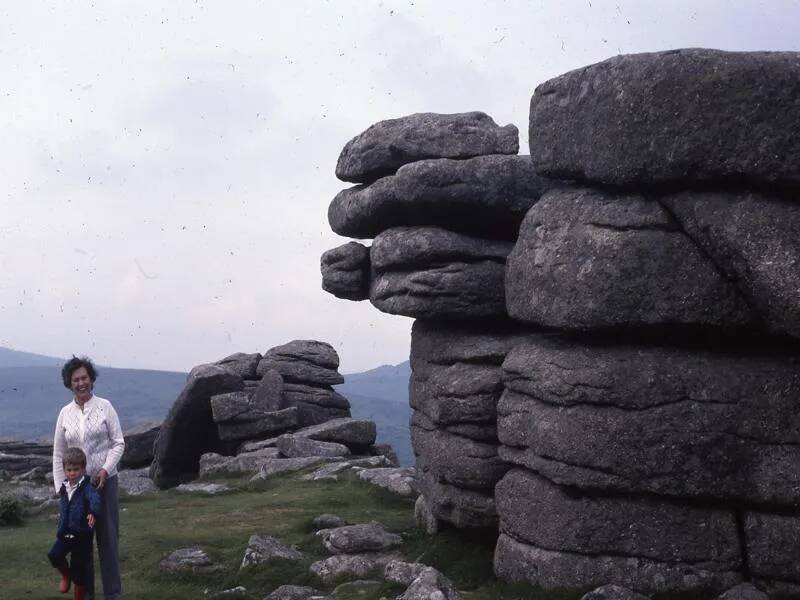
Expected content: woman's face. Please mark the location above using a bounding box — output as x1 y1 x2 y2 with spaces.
70 367 93 403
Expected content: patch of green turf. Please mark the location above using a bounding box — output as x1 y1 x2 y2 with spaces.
0 470 716 599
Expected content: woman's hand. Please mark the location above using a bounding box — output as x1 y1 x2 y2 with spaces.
95 468 109 489
87 514 96 528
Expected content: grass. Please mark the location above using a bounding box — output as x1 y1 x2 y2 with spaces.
0 472 717 600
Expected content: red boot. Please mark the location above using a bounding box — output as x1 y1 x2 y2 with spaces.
56 562 71 594
72 584 85 600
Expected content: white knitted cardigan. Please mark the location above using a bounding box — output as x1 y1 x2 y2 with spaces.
52 395 125 493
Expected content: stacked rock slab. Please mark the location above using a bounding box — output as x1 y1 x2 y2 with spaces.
151 340 351 489
322 112 557 530
494 49 800 594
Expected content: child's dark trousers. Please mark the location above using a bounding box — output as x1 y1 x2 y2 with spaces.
48 534 93 586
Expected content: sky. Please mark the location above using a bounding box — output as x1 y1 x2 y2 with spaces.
1 1 798 373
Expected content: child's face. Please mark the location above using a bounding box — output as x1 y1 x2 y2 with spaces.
64 463 84 484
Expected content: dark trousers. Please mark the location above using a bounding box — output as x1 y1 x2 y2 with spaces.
48 535 93 586
86 475 122 600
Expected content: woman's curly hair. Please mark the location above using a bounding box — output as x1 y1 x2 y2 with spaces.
61 356 98 389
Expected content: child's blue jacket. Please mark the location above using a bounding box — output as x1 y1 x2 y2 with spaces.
56 475 102 539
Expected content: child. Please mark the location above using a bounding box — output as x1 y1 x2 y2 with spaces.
47 447 102 600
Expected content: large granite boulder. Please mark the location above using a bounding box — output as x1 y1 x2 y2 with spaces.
369 227 512 319
215 352 262 380
216 407 299 443
317 521 402 554
291 417 377 451
529 49 800 187
321 242 371 301
150 365 243 489
281 382 351 427
276 434 350 458
498 339 800 505
662 189 800 340
506 186 755 332
336 111 518 183
744 512 800 584
258 341 343 386
497 469 740 569
329 155 553 240
120 422 161 469
494 534 741 593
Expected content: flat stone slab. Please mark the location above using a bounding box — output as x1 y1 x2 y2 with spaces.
530 49 800 187
265 585 330 600
309 551 402 584
277 434 351 459
175 482 231 495
329 155 553 240
292 418 377 449
159 547 221 573
317 521 402 554
581 585 650 600
250 456 341 481
357 467 418 498
336 111 518 183
117 468 157 496
494 534 741 594
240 534 303 568
199 448 282 477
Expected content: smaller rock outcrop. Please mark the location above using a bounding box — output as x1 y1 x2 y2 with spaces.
240 534 303 568
336 111 518 183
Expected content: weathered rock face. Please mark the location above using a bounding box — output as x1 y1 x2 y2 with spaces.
497 469 740 570
151 341 355 488
409 320 530 529
120 422 161 469
320 242 371 301
369 227 512 319
336 111 518 184
529 49 800 187
505 186 756 332
276 434 350 459
329 155 552 240
320 65 800 596
498 339 800 505
150 365 243 489
215 352 262 380
662 189 800 340
494 534 742 593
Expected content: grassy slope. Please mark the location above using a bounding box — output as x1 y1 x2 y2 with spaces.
0 471 711 600
0 471 560 600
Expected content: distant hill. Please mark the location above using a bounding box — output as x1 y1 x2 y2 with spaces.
0 347 66 368
0 365 187 442
337 361 412 465
0 347 414 465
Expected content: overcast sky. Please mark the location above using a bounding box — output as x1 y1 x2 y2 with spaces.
1 1 798 373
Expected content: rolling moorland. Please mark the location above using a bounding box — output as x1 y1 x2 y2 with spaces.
0 348 413 465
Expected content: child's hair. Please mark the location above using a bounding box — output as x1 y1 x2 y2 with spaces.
63 447 87 468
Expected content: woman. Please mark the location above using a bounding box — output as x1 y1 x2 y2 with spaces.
53 356 125 600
